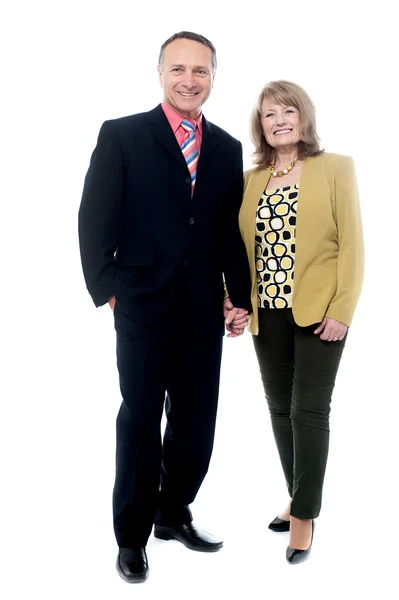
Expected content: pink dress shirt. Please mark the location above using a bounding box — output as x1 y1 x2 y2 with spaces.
161 102 203 155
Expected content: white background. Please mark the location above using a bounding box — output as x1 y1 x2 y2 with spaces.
2 1 398 599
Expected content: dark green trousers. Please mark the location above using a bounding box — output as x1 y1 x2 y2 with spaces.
253 308 346 519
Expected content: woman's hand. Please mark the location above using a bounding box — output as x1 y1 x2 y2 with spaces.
223 297 249 338
314 317 348 342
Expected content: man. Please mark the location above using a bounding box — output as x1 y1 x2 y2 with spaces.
78 31 251 583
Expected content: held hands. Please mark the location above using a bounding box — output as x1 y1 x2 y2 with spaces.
109 295 345 342
314 316 348 342
224 297 249 338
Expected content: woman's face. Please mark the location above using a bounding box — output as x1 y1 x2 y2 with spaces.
260 99 301 151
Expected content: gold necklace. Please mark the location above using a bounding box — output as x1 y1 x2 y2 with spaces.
270 158 297 178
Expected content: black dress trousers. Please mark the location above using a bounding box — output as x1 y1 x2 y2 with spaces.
253 308 346 519
112 303 223 548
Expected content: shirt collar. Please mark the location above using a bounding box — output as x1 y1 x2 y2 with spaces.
161 102 203 135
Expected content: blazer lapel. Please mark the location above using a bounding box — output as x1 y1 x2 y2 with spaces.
197 116 219 176
293 156 314 265
147 106 219 176
240 168 272 295
147 105 187 169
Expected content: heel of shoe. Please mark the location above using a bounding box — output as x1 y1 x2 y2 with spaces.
154 529 174 541
286 519 314 564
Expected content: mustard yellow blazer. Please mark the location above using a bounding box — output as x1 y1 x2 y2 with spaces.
239 153 364 335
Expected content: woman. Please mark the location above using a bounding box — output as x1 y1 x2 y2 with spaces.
235 80 364 563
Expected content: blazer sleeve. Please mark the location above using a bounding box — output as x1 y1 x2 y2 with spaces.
78 121 124 307
325 156 364 326
222 143 252 312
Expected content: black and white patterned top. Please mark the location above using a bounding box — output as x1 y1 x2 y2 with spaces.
255 184 299 309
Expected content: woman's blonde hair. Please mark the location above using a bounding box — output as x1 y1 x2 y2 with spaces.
251 80 323 169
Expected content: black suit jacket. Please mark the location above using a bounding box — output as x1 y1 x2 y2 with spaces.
78 104 251 337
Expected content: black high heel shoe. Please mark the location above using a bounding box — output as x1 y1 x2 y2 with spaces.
286 520 314 564
268 516 290 532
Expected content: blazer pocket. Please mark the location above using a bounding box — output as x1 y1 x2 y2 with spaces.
116 246 155 267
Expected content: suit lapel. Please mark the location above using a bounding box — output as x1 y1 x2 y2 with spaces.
148 105 187 169
147 106 220 178
294 155 313 258
240 169 272 290
197 116 219 176
294 155 324 280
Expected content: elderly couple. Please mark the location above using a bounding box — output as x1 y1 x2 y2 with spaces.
78 31 364 581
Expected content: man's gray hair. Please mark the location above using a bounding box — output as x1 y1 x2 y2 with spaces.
158 31 217 72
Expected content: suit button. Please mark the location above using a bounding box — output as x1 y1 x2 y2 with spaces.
183 260 188 267
189 218 195 225
185 177 190 184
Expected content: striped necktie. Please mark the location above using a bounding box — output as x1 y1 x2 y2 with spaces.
180 119 198 196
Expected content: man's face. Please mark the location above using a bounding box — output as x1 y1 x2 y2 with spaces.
158 39 214 119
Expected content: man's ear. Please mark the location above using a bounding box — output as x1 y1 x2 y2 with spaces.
157 66 164 88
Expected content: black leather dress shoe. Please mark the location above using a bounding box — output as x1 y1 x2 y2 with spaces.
286 520 314 565
116 547 149 583
154 523 223 552
268 516 290 532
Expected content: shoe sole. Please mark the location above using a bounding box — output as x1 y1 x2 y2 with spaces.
286 551 312 565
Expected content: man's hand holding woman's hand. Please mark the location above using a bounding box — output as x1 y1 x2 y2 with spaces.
109 295 251 336
224 298 249 338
